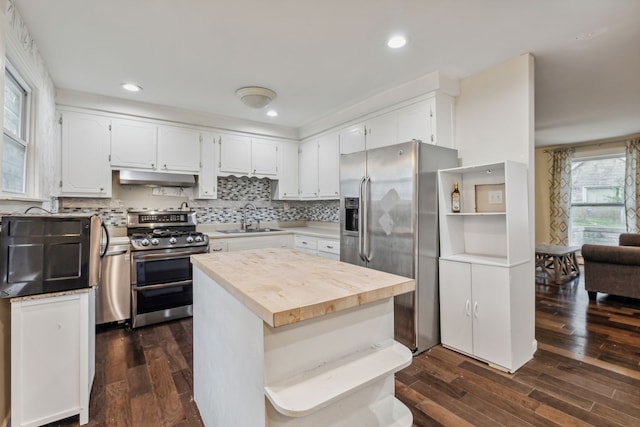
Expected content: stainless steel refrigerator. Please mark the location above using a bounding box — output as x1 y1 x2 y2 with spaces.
340 141 458 353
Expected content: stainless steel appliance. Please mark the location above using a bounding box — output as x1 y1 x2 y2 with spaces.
96 242 131 325
127 211 208 328
340 141 457 353
0 214 102 298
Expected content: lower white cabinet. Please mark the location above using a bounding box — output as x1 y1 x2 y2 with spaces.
295 235 340 260
209 235 293 252
11 289 95 426
439 259 533 373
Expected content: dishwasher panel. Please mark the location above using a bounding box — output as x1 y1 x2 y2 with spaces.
96 244 130 324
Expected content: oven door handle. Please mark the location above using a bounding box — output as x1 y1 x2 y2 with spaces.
132 250 203 261
132 280 192 291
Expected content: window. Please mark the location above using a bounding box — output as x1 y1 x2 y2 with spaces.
2 67 30 194
570 155 626 246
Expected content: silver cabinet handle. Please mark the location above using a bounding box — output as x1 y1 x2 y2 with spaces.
211 248 223 252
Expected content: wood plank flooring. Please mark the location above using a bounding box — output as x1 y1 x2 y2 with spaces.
46 272 640 427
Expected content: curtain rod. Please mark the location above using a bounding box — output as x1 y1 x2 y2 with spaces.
540 132 640 153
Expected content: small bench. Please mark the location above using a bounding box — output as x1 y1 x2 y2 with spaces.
535 244 581 284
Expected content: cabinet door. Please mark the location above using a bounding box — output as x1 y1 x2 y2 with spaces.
219 134 251 175
365 114 395 150
198 133 218 199
317 133 339 199
339 124 366 154
251 138 278 176
157 125 201 172
60 112 112 197
472 264 511 368
396 100 434 144
274 140 299 199
299 140 319 198
110 118 157 170
439 260 473 355
228 235 293 251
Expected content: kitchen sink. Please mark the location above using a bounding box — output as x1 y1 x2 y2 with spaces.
219 228 283 234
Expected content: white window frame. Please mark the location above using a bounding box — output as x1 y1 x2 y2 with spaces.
2 61 33 196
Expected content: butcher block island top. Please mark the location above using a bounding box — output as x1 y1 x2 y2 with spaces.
190 247 415 327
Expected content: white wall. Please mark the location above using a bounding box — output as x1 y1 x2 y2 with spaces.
454 54 534 167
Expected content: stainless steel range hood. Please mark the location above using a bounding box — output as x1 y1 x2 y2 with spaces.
118 170 196 187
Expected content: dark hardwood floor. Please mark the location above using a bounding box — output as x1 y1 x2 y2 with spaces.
47 271 640 427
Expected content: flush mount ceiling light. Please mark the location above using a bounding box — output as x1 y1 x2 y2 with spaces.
236 86 277 109
121 83 142 92
387 35 407 49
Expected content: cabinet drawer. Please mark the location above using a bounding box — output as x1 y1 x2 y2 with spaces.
294 235 317 251
317 239 340 255
209 240 228 253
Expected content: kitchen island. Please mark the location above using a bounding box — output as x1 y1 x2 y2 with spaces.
190 248 415 426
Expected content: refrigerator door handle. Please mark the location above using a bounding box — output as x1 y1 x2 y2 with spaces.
358 176 366 261
363 175 372 262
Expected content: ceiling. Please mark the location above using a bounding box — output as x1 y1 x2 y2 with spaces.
13 0 640 146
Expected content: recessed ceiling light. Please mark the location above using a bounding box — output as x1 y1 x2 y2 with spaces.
122 83 142 92
266 109 278 117
387 35 407 49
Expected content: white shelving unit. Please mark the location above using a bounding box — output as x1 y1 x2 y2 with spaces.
437 160 535 373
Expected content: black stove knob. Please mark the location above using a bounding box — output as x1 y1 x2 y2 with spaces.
186 236 194 243
169 237 177 244
151 238 160 246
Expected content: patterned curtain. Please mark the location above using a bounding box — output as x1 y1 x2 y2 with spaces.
624 139 640 232
549 148 574 245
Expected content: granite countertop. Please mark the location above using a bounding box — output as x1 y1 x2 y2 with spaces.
10 286 93 303
190 248 414 328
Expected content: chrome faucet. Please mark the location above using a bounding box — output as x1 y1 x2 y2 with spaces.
242 203 257 231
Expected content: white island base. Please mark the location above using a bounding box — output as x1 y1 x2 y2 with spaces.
192 250 414 427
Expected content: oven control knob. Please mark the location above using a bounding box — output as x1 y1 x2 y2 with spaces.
169 237 177 244
186 236 194 243
140 238 150 246
195 235 203 242
151 238 160 246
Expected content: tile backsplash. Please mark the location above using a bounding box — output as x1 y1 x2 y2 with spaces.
57 176 339 227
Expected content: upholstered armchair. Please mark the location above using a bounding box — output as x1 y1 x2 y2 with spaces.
582 233 640 300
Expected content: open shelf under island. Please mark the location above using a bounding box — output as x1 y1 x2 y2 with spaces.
190 248 416 427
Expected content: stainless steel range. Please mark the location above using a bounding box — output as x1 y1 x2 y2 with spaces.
127 211 208 328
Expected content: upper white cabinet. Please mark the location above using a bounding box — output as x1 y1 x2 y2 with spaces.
110 118 157 170
59 111 112 198
317 133 340 198
271 140 299 200
338 124 365 155
338 94 455 154
299 132 339 200
110 118 200 173
218 135 278 178
197 132 219 199
437 161 534 373
157 126 201 172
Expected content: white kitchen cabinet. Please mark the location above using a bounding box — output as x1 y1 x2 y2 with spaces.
157 125 201 172
11 289 94 426
318 133 340 198
197 132 219 199
210 235 293 252
396 98 434 144
294 235 340 259
364 113 396 151
299 133 340 200
110 118 157 170
219 135 278 177
251 138 279 176
59 111 112 197
271 140 299 200
438 160 534 373
338 123 366 155
111 119 200 173
299 139 319 198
